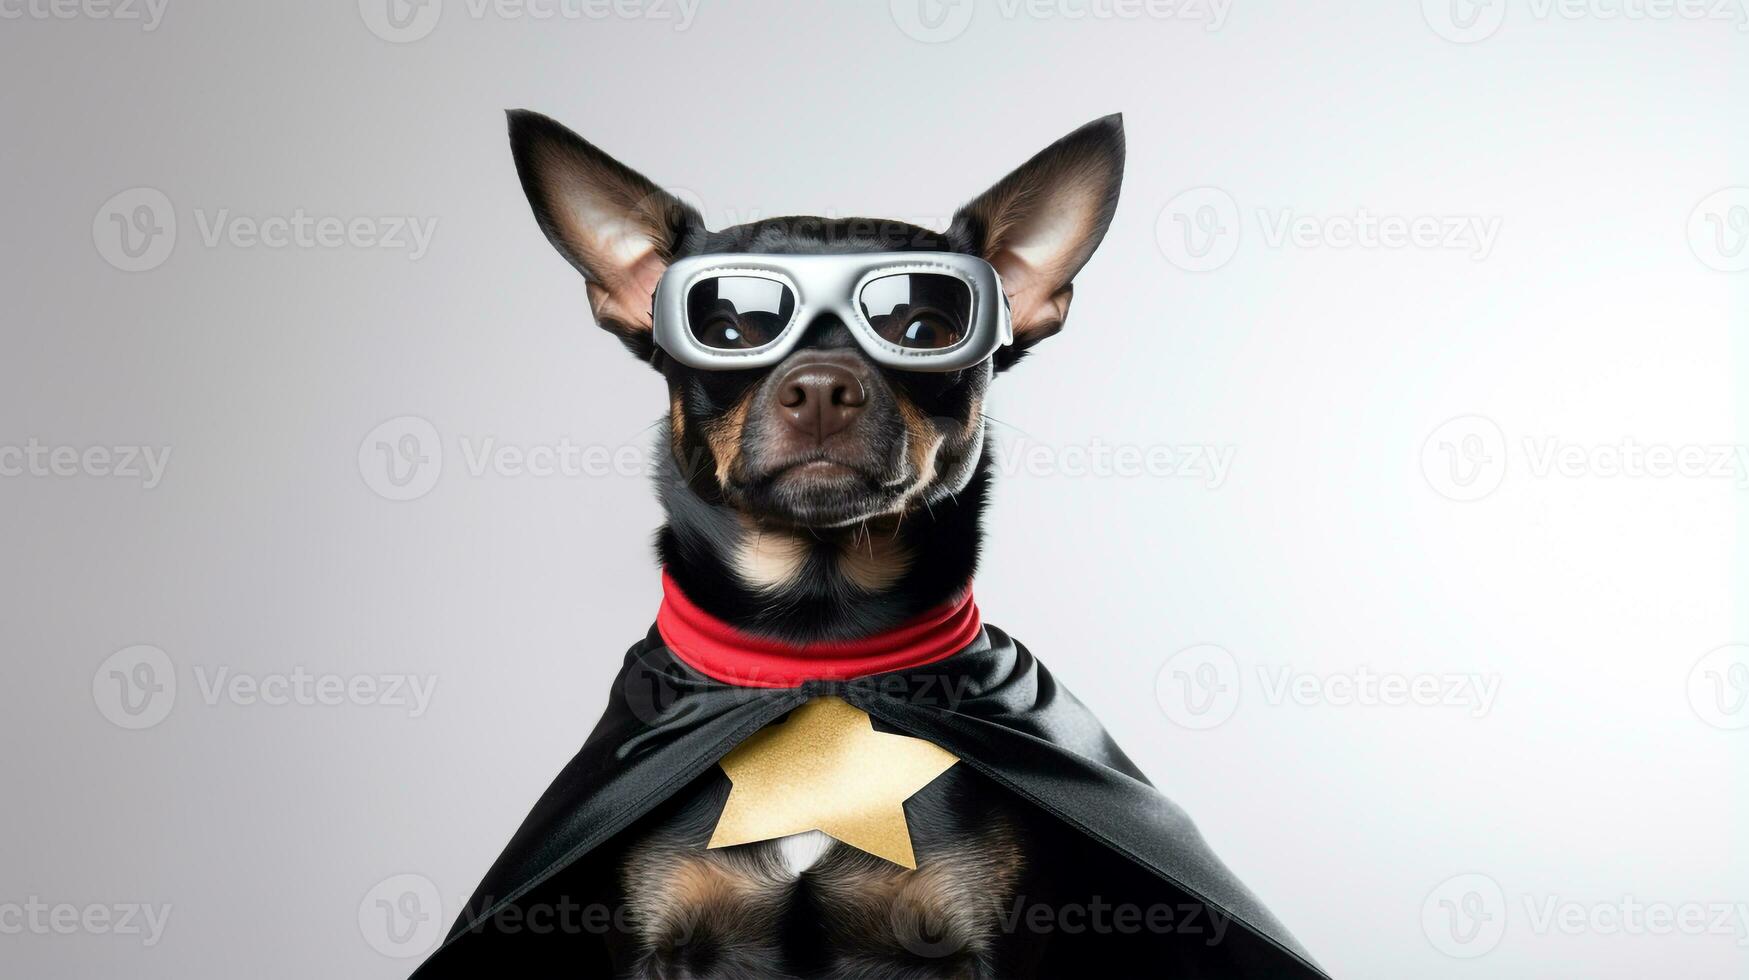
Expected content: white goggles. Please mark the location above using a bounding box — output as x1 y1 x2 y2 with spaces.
652 251 1012 372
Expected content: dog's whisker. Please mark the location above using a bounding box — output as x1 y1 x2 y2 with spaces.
620 415 669 446
980 411 1033 439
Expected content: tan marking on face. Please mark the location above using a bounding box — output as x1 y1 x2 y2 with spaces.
668 389 686 466
930 390 987 498
894 396 944 492
733 515 812 592
702 392 753 487
837 528 913 593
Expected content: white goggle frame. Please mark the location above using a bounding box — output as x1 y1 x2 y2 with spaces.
652 251 1011 372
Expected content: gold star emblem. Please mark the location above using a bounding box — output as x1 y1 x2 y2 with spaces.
708 697 959 869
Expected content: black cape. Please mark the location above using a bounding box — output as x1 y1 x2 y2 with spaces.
412 625 1328 978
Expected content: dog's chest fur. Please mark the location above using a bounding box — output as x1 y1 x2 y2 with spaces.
610 765 1042 979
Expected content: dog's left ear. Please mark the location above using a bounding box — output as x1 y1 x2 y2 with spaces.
949 114 1124 367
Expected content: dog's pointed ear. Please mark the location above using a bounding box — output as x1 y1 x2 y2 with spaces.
949 114 1124 368
508 109 702 360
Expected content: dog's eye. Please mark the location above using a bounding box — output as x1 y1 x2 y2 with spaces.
695 311 772 350
881 308 964 350
687 277 793 350
861 274 971 351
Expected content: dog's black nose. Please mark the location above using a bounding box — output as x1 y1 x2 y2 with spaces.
774 360 867 440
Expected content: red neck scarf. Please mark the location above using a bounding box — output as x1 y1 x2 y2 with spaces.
655 570 982 689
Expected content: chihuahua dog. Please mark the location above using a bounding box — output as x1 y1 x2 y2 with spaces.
507 109 1123 979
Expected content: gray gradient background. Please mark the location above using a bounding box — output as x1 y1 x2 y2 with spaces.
3 1 1747 977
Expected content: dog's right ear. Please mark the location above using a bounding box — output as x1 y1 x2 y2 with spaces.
948 114 1124 370
508 109 702 360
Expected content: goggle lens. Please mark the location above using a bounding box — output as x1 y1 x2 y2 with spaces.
685 276 796 350
858 273 972 351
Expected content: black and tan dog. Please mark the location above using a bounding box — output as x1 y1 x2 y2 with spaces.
520 109 1114 978
411 112 1325 980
